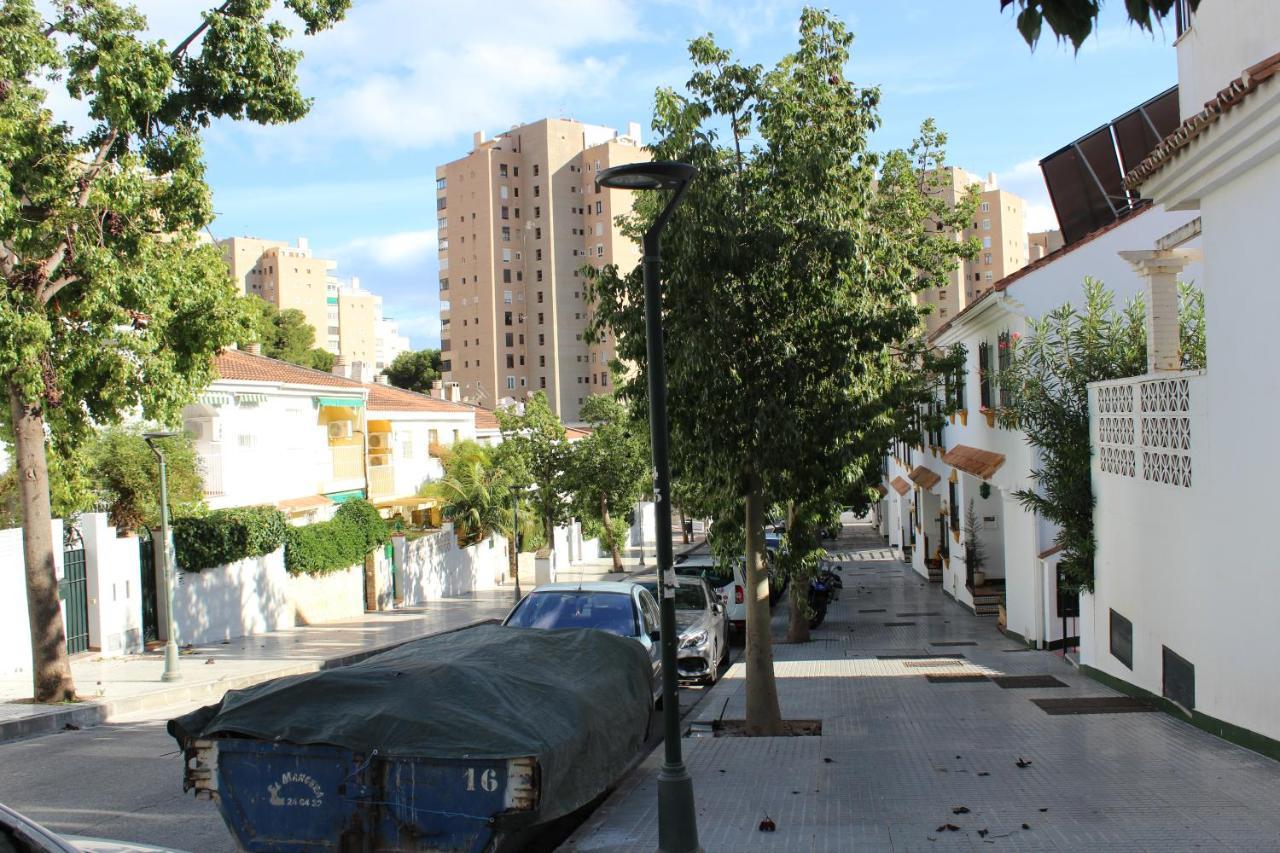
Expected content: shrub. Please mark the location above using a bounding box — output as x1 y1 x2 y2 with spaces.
173 505 288 572
284 499 388 576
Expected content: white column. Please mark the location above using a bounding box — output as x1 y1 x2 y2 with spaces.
1119 249 1201 374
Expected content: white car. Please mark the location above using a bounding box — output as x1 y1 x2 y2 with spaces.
674 553 747 636
502 581 664 705
0 802 187 852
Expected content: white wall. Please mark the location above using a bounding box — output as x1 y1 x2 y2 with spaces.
81 513 144 656
289 564 365 625
0 520 64 678
630 501 656 547
1175 0 1280 122
395 526 511 603
172 548 293 646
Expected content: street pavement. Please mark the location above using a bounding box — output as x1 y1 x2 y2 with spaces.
564 520 1280 852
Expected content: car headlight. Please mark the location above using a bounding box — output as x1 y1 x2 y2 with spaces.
680 630 708 650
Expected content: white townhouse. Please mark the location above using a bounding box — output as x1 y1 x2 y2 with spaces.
1082 0 1280 751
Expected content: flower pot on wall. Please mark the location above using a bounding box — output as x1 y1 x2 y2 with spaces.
983 410 996 428
972 570 986 587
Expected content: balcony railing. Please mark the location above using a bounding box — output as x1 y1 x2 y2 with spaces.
1092 371 1203 489
368 463 395 499
329 444 365 483
195 447 224 497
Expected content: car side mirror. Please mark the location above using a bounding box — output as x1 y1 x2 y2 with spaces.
713 603 724 614
649 629 662 643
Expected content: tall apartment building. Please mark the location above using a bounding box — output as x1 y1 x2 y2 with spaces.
219 236 335 344
1028 228 1065 261
917 168 1030 335
436 118 648 423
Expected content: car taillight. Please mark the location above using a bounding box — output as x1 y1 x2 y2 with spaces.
734 585 744 604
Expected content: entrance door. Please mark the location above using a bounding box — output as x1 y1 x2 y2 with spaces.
61 528 90 655
138 529 159 643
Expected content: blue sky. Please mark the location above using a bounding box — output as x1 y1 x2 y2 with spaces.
71 2 1182 349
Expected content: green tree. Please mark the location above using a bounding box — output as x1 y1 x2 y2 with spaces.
493 392 569 550
87 427 205 533
565 393 649 571
422 440 509 547
997 278 1205 590
238 297 334 371
1000 0 1201 50
383 348 442 394
0 0 348 702
585 10 973 734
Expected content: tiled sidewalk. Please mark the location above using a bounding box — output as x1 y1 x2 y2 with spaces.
565 523 1280 852
0 590 517 742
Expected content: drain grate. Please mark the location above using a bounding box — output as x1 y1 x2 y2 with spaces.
1032 697 1158 715
931 641 979 647
897 611 941 617
993 675 1068 689
877 653 965 660
859 608 887 613
884 622 916 627
904 659 964 668
926 674 989 683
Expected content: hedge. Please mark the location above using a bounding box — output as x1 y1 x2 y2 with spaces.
172 506 289 572
284 499 389 576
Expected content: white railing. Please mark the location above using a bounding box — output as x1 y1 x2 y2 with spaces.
368 463 395 499
195 447 225 497
329 444 365 483
1091 371 1204 489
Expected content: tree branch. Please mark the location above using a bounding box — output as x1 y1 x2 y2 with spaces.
169 1 233 62
35 128 117 303
40 276 80 304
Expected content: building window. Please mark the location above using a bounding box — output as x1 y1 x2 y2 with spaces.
500 185 508 200
538 334 545 346
439 278 449 291
594 201 602 214
982 218 991 230
536 291 543 303
502 226 510 241
504 290 512 304
982 236 991 249
501 206 509 220
538 312 544 325
533 164 539 176
536 270 543 282
505 332 513 347
499 164 508 178
533 185 541 197
506 354 514 369
436 197 447 210
534 206 541 219
596 245 604 257
984 253 992 265
601 372 608 387
513 166 519 177
539 376 546 388
518 334 524 344
595 222 603 236
535 249 542 261
984 271 993 281
502 248 511 263
539 355 546 367
979 201 989 213
436 177 447 190
978 341 993 409
504 311 513 326
534 227 541 240
503 269 511 283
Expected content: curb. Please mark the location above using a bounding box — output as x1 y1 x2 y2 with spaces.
0 617 500 744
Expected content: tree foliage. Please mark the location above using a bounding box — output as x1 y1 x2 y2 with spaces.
564 393 649 570
87 427 205 532
422 439 510 546
284 498 388 576
1000 0 1200 50
0 0 348 701
383 348 442 394
584 9 973 734
493 392 569 549
997 278 1205 590
173 504 288 572
238 297 333 370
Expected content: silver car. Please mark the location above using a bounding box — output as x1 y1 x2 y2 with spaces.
0 802 187 852
635 575 728 684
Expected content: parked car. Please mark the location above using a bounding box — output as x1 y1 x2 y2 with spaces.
633 575 728 683
503 581 664 705
673 553 744 635
169 625 652 853
0 802 185 852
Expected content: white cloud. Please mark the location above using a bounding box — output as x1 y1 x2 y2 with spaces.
997 159 1060 233
330 229 437 270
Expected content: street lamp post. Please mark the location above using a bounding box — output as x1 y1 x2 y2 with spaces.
597 160 700 853
511 489 522 604
143 430 182 683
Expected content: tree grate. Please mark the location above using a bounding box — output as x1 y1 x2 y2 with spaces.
992 675 1068 689
930 641 979 647
1032 697 1158 715
876 654 965 660
884 622 916 627
904 659 965 668
926 674 990 683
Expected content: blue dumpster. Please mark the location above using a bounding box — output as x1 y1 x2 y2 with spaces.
170 624 651 852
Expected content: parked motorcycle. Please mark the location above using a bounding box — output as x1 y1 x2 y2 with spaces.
808 575 835 629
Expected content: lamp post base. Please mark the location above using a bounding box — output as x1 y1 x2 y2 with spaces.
161 641 182 682
656 762 702 853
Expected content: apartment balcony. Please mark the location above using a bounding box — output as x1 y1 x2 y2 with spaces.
195 447 224 497
367 463 396 500
1091 370 1204 491
326 444 366 493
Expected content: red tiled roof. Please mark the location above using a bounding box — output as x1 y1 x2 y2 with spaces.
942 444 1006 480
890 476 912 496
928 204 1154 343
364 382 476 414
1125 51 1280 190
214 349 363 389
564 426 592 442
474 408 500 431
909 466 941 491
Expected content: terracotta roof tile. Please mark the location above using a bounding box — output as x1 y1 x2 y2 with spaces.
474 408 500 431
942 444 1006 480
1126 51 1280 190
890 476 912 496
214 349 363 389
1038 543 1065 560
909 466 942 491
364 382 476 414
278 495 333 513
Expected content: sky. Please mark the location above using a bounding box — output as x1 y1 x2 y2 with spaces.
46 1 1183 349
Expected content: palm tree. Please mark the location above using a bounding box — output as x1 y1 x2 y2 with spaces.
423 441 509 547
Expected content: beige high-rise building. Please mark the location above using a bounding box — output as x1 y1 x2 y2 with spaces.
917 168 1030 335
331 276 380 368
1028 228 1065 261
436 118 647 423
219 236 336 349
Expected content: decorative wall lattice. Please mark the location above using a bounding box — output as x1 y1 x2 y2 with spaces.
1095 377 1193 487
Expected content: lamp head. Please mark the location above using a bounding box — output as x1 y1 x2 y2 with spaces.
596 161 697 192
143 430 181 443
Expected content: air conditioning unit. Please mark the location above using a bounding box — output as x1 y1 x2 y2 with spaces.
328 421 352 440
367 433 390 450
184 419 222 443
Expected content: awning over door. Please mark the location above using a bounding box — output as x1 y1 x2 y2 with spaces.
890 476 911 496
942 444 1007 480
315 396 364 408
909 466 941 491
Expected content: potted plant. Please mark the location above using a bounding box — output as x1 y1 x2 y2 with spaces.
963 500 986 587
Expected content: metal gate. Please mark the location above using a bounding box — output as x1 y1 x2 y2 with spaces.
138 529 159 643
61 527 89 655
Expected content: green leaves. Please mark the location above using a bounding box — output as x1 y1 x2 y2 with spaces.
564 393 649 557
999 0 1199 51
382 349 443 394
173 505 288 572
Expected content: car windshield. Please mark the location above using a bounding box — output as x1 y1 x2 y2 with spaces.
634 583 707 612
506 591 637 637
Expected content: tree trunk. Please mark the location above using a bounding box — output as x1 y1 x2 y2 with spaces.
507 521 519 583
603 496 622 572
784 502 811 642
680 509 689 544
743 483 783 735
544 515 554 557
9 383 76 703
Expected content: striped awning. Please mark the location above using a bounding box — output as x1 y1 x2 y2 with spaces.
315 396 364 409
236 392 268 405
199 391 232 407
909 466 941 491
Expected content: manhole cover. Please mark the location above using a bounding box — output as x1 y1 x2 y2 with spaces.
992 675 1068 689
1032 697 1158 715
904 659 965 668
931 641 979 647
884 622 916 627
926 674 989 683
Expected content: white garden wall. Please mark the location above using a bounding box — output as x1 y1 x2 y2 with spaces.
80 513 144 656
172 547 292 646
289 564 365 625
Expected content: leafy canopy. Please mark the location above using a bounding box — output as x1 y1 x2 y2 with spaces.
564 393 649 561
999 0 1200 50
422 439 510 546
238 297 333 370
493 392 570 543
383 348 442 394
